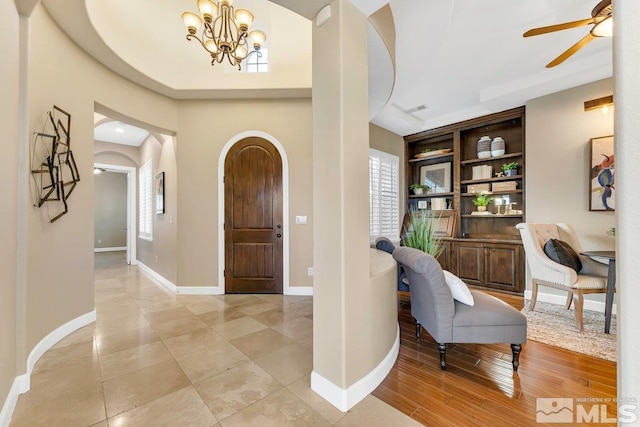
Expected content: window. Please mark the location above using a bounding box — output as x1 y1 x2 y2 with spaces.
139 160 153 241
244 48 269 73
369 148 400 242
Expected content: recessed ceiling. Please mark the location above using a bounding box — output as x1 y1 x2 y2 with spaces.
94 121 150 146
45 0 612 136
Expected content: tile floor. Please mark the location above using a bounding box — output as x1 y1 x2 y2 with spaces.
10 252 420 426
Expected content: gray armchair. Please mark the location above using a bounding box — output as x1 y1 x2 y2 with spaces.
392 246 527 371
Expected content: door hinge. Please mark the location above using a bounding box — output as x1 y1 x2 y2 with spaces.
223 270 226 277
223 223 226 230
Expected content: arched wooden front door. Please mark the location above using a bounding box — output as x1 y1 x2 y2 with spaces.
224 137 283 293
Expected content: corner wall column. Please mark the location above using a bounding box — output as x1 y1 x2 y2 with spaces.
613 0 640 417
311 0 372 410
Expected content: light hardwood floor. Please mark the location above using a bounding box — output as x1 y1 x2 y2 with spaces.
373 292 617 426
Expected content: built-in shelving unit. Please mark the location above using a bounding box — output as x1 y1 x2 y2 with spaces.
403 107 526 294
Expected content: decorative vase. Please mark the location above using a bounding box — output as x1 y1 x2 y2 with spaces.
414 188 424 195
491 137 505 157
477 206 487 212
477 136 492 159
505 168 517 177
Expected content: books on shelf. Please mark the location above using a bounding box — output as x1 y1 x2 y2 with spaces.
472 165 492 180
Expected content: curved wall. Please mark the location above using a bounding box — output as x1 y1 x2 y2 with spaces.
26 3 178 359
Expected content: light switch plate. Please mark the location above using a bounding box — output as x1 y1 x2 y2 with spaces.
295 216 307 224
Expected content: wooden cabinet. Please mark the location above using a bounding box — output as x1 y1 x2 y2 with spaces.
404 107 526 294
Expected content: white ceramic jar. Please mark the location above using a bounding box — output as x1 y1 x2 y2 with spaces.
477 136 492 159
491 137 505 157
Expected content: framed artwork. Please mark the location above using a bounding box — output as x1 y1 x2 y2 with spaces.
155 172 165 214
589 136 614 211
420 162 452 193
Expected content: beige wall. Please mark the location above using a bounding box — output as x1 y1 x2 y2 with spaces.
24 4 178 356
369 123 405 220
526 78 615 302
138 134 178 284
0 0 20 409
176 98 313 288
94 172 127 248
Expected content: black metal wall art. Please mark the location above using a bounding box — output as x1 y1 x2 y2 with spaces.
30 105 80 223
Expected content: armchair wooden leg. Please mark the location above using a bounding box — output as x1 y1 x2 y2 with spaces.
438 343 446 370
529 282 539 311
416 322 422 339
564 292 573 309
511 344 522 372
573 292 585 331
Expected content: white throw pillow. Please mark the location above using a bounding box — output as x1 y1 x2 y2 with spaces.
443 270 474 306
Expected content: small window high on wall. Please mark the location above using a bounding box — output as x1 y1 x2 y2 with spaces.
245 48 269 73
139 160 153 241
369 148 399 242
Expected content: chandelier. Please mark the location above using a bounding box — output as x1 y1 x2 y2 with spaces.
181 0 267 69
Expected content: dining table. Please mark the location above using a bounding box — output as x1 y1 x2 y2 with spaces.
581 250 616 333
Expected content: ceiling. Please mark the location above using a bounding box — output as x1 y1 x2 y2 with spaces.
45 0 613 137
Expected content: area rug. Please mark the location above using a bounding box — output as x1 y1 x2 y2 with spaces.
522 301 616 362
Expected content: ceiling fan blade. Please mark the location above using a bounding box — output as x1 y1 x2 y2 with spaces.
546 33 596 68
523 17 598 37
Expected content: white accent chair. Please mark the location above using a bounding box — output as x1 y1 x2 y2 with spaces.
516 223 609 331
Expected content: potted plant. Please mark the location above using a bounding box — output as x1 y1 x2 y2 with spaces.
473 194 494 212
401 208 444 259
502 162 519 177
410 183 429 195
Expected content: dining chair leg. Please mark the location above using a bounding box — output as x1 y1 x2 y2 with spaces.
528 282 539 311
573 292 585 331
416 321 422 339
564 291 573 309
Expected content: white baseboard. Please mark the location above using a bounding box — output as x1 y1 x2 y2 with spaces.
0 378 21 427
0 310 95 427
94 246 126 253
311 323 400 412
285 286 313 296
137 261 223 295
524 290 617 314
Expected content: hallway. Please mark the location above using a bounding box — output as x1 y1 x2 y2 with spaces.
10 252 417 426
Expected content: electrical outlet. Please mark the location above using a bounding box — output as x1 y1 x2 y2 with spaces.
308 267 314 276
97 239 102 244
296 216 307 224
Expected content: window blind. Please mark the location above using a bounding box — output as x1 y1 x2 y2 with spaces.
139 160 153 241
369 148 399 241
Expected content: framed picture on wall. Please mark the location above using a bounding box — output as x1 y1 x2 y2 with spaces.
589 136 614 211
420 162 452 193
155 172 165 214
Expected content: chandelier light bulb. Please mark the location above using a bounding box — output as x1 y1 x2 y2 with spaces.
182 12 202 34
249 30 266 48
197 0 218 22
234 45 248 60
204 40 219 54
235 9 254 31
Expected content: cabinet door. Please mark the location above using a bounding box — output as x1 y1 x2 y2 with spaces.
454 243 484 285
485 244 524 293
436 241 452 271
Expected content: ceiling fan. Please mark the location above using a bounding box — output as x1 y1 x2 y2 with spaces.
523 0 613 68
